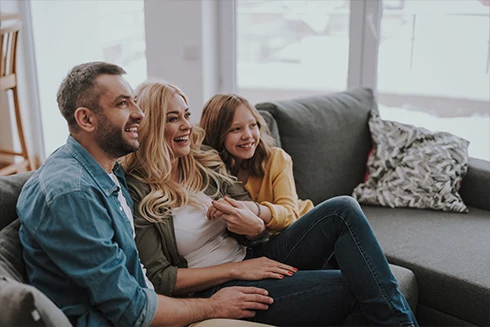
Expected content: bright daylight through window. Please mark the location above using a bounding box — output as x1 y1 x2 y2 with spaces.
30 0 147 157
236 0 490 161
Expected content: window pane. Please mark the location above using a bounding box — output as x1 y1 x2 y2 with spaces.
236 0 350 103
377 0 490 160
30 0 147 157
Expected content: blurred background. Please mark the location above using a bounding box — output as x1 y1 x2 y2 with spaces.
1 0 489 166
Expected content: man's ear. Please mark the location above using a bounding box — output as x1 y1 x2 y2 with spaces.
74 107 96 132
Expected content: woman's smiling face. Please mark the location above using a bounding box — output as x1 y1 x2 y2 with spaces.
164 94 192 159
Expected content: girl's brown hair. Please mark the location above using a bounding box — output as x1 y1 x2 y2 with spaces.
200 94 274 177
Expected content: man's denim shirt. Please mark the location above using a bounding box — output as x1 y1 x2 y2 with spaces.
17 136 157 327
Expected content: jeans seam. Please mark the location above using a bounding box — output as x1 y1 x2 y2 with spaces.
338 211 403 326
281 209 403 326
272 287 321 302
280 214 329 264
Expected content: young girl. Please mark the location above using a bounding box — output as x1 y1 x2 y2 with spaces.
124 82 418 327
200 94 312 233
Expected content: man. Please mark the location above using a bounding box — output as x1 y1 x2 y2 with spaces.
17 62 272 327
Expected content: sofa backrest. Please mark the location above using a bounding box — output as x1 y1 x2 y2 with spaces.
0 171 35 231
459 157 490 211
256 88 375 204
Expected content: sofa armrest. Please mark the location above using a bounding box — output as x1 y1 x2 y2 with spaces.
459 157 490 211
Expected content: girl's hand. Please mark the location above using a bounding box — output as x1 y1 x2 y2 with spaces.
230 257 298 280
206 198 225 220
211 196 265 237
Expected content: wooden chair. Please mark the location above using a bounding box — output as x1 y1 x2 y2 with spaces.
0 14 33 176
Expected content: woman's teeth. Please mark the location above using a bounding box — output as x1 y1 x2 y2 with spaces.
174 136 189 142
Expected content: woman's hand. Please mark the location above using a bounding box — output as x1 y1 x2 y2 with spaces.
230 257 298 280
210 196 266 237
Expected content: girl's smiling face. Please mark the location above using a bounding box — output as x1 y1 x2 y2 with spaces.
224 104 261 163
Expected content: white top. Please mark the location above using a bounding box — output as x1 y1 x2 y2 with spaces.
108 173 154 290
173 193 247 268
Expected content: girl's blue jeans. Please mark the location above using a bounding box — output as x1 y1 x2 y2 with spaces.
198 196 418 326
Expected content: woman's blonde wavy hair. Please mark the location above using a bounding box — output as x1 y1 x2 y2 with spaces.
123 80 235 223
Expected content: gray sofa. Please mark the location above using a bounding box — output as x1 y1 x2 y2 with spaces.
0 88 487 326
256 87 490 326
0 159 416 327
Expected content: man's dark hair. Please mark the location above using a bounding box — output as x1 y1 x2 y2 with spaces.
56 62 126 128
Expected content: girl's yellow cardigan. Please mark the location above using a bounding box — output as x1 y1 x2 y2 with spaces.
244 147 314 232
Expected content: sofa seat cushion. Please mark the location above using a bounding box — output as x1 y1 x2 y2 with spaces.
256 88 374 204
0 277 71 327
190 319 274 327
362 205 490 326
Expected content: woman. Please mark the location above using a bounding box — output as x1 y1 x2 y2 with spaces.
124 82 418 326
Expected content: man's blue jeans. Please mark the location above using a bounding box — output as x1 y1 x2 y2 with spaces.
199 196 418 326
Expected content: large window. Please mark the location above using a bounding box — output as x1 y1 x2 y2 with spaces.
30 0 147 157
377 0 490 160
236 0 350 103
230 0 490 160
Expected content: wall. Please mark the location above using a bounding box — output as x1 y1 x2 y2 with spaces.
144 0 220 122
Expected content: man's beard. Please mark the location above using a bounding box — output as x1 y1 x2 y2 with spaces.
95 114 139 159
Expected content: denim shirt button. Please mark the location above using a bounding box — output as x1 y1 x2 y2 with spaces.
119 207 123 211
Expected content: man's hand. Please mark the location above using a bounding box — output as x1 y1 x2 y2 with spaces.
152 286 272 326
210 286 273 319
210 196 266 237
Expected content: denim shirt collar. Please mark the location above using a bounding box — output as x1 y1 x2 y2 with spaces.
64 135 125 197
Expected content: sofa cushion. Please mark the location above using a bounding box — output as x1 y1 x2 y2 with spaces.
258 110 281 148
0 276 71 327
256 88 374 204
363 205 490 326
0 171 34 230
353 113 469 213
0 219 26 282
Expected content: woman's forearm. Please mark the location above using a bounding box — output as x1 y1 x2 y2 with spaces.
173 263 241 296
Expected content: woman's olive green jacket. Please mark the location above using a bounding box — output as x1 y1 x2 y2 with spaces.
126 173 251 296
